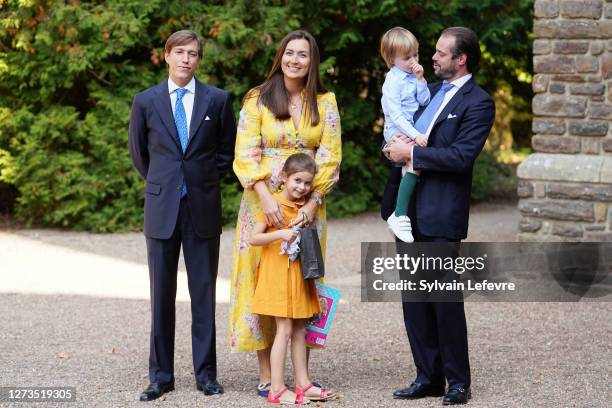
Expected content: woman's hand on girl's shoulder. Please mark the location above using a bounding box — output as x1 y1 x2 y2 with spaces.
255 182 284 228
262 196 284 228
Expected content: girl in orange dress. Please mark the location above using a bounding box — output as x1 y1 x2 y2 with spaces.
249 153 334 405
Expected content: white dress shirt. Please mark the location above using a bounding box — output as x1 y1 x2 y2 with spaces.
168 76 196 136
412 73 473 159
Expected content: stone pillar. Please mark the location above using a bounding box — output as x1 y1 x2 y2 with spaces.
518 0 612 241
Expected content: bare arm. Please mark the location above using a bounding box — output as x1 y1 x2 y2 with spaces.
249 222 298 247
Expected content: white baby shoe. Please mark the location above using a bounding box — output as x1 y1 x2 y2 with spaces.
387 213 414 243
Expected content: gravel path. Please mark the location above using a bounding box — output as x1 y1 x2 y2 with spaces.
1 202 610 407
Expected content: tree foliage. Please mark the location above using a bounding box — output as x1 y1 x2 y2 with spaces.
0 0 533 231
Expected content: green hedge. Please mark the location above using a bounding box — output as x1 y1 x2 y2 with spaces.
0 0 533 231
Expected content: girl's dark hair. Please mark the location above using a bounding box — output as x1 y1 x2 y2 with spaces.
245 30 327 126
282 153 317 176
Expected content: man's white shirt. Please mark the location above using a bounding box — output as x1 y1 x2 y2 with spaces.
168 76 196 137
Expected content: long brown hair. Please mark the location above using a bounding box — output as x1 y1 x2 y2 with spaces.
246 30 327 126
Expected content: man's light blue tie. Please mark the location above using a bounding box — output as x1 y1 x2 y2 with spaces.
174 88 188 198
414 82 455 134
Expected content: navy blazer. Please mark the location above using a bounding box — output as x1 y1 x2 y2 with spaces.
128 78 236 239
382 78 495 240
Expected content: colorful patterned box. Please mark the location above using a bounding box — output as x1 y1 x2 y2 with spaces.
305 284 341 348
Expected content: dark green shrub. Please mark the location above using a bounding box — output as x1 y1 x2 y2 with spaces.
0 0 532 231
472 152 517 201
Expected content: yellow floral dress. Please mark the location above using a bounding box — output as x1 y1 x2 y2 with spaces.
229 89 342 352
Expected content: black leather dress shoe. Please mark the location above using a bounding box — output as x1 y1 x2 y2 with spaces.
442 387 471 405
139 382 175 401
393 382 445 399
196 380 224 395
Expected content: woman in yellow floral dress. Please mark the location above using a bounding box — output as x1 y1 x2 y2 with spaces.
228 29 341 397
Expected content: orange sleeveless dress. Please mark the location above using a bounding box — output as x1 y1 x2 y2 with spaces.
251 193 321 319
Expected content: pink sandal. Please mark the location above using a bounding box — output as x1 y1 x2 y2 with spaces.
267 386 308 405
295 383 335 401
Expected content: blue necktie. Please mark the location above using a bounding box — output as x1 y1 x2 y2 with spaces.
414 82 455 134
174 88 188 197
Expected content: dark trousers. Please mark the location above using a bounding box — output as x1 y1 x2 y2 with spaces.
401 226 471 390
145 197 219 384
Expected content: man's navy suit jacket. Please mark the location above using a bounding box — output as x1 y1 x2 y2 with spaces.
382 78 495 240
128 78 236 240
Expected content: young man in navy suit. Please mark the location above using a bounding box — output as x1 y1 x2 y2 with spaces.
128 30 236 402
384 27 495 405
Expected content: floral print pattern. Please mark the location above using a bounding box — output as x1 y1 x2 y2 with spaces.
228 91 342 352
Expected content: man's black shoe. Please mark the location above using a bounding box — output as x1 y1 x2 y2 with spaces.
196 380 224 396
442 387 471 405
139 382 175 401
393 382 445 399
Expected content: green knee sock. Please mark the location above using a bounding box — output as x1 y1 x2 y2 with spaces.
394 172 417 217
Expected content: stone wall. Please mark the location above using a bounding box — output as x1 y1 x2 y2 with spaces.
517 0 612 241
